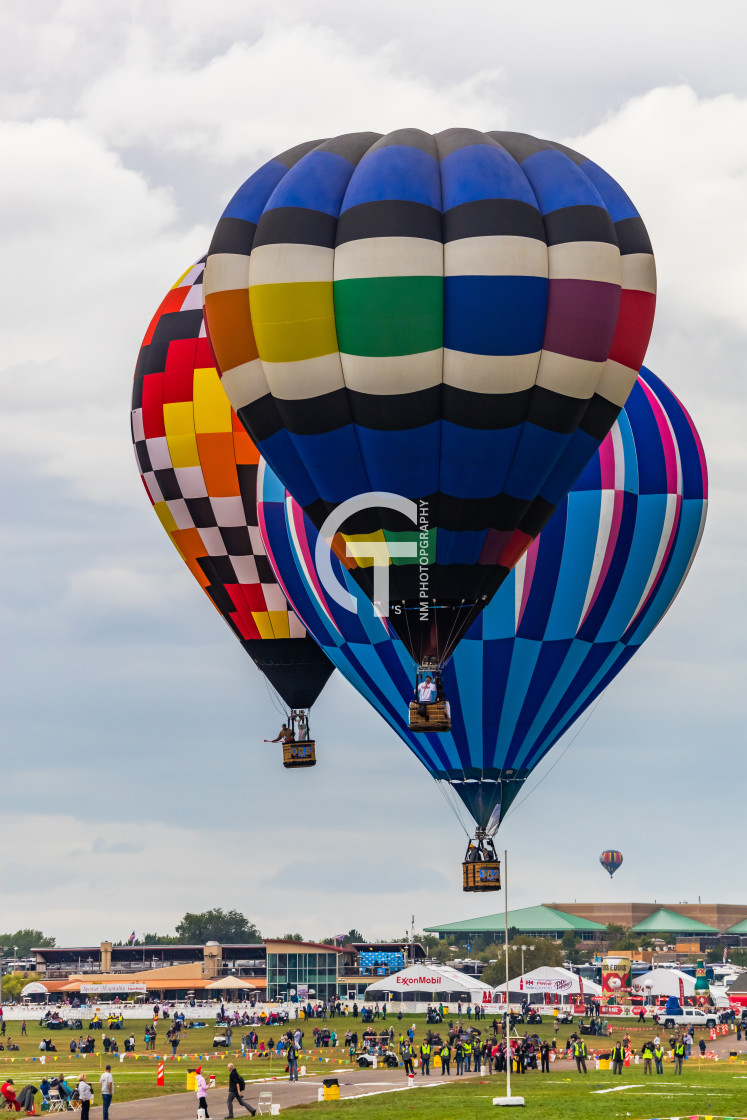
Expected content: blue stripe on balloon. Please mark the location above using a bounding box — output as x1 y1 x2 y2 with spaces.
596 494 669 642
538 428 601 506
577 491 637 641
222 161 289 222
256 429 324 509
340 145 441 211
510 639 595 770
616 407 639 494
520 149 607 215
506 638 575 769
264 151 354 216
450 638 486 769
516 504 568 639
280 426 372 503
440 143 540 210
493 637 542 764
439 421 522 500
579 161 640 222
504 424 570 501
642 368 705 500
435 527 489 567
354 423 440 496
623 380 668 495
544 491 602 640
625 498 704 646
444 275 548 356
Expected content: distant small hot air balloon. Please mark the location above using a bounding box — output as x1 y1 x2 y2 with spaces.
600 850 624 878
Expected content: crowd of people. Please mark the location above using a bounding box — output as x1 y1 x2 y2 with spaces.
1 1066 114 1117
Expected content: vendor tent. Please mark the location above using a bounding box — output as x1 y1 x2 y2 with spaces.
493 966 602 997
204 976 258 990
364 963 491 1004
631 968 696 998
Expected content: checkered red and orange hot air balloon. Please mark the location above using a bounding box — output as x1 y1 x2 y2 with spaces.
130 257 333 748
600 850 624 879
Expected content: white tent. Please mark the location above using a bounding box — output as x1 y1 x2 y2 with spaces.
364 963 491 1004
493 965 602 997
631 968 696 998
204 976 258 990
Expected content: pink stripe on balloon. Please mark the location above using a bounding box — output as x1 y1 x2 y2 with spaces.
632 493 683 624
639 379 678 493
518 538 540 628
581 489 624 626
288 498 342 632
597 428 617 491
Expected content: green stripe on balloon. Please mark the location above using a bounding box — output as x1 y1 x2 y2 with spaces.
335 276 443 356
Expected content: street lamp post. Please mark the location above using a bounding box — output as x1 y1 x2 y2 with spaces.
495 850 524 1109
510 944 535 1000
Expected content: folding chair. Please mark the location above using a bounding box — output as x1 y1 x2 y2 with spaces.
256 1091 273 1115
47 1091 66 1113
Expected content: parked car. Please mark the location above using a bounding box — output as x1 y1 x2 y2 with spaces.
653 1007 719 1029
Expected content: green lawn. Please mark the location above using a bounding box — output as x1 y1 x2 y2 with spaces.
1 1012 743 1107
283 1065 747 1119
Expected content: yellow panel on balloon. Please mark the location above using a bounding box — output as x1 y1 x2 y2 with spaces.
193 367 232 434
268 611 291 639
163 400 196 437
166 432 201 469
342 530 389 568
153 501 178 534
251 611 275 639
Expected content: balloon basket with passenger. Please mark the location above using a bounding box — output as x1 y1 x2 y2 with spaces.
266 710 317 769
409 662 451 733
462 830 501 892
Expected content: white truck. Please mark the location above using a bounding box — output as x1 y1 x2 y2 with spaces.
652 1006 719 1029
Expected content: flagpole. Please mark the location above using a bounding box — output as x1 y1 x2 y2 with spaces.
495 848 524 1107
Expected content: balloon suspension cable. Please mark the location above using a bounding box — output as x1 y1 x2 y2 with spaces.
262 675 290 723
439 602 469 666
501 694 604 825
435 780 472 838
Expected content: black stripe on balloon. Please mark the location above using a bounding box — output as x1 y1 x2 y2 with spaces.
153 468 182 502
147 310 203 374
253 207 337 250
517 495 557 540
336 200 442 245
185 497 217 528
199 556 237 588
317 490 534 537
219 526 254 556
442 198 545 243
274 139 329 169
255 554 277 584
614 215 653 257
488 131 559 163
442 385 533 430
436 127 499 159
133 439 151 474
315 132 382 163
236 465 260 525
543 205 617 247
526 387 591 434
238 398 283 443
131 362 146 405
209 216 257 257
579 394 621 441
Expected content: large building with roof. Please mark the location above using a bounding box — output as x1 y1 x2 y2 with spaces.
426 902 747 943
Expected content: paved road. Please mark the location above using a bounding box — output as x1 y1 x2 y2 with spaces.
86 1065 472 1119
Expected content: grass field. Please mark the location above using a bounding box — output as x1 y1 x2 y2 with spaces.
281 1067 747 1119
1 1012 744 1108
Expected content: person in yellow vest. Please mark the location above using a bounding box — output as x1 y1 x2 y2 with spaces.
463 1038 473 1073
572 1038 587 1074
419 1040 431 1076
641 1040 654 1074
611 1039 624 1075
654 1042 665 1074
674 1038 685 1074
439 1042 451 1076
402 1042 415 1077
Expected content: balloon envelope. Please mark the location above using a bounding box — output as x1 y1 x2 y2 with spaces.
257 367 706 830
600 850 624 878
205 128 656 663
131 257 333 711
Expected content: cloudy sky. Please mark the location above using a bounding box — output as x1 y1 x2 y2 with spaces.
1 0 745 946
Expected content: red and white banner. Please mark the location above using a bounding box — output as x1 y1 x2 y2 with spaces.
679 977 685 1003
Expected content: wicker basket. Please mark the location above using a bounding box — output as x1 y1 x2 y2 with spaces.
282 740 316 768
408 700 451 733
462 860 502 892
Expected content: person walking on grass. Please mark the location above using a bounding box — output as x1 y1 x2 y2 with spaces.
99 1065 113 1120
611 1040 625 1075
439 1042 451 1075
77 1075 93 1120
419 1039 431 1075
572 1038 587 1074
641 1040 654 1075
674 1038 685 1074
225 1063 256 1117
654 1043 665 1074
402 1042 415 1077
195 1067 210 1117
286 1039 299 1082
